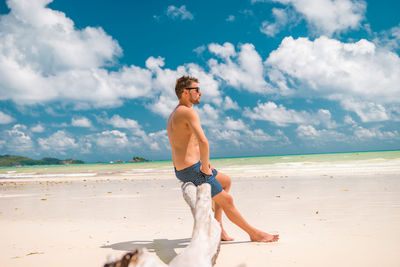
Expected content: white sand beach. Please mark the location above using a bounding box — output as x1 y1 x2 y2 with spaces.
1 152 400 267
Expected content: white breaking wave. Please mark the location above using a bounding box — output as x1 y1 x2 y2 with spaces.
0 172 98 179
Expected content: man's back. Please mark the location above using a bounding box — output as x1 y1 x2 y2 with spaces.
167 105 201 170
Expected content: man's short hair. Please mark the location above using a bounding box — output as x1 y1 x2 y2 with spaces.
175 76 198 99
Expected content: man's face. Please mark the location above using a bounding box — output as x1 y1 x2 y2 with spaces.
187 82 201 105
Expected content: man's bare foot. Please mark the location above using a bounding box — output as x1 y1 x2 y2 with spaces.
250 230 279 242
221 229 234 241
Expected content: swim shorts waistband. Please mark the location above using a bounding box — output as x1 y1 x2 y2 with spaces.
174 161 201 174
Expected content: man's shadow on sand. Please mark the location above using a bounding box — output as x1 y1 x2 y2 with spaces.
101 238 250 264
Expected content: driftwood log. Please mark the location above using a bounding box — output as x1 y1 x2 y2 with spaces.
104 182 222 267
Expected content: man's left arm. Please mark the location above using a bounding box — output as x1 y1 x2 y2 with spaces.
186 109 212 175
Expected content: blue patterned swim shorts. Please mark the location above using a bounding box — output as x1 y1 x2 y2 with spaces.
174 161 223 197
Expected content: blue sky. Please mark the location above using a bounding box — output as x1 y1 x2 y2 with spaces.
0 0 399 162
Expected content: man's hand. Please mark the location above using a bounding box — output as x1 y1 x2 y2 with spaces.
200 163 212 175
210 163 215 171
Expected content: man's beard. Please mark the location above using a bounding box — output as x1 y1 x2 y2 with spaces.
190 96 200 105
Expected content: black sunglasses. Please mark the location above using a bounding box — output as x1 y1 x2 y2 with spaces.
185 87 200 93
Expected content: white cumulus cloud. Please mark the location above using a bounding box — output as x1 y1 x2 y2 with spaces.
38 130 78 152
208 127 286 148
353 126 399 139
341 99 389 122
378 23 400 51
224 117 246 131
223 96 240 110
148 129 170 151
266 36 400 121
254 0 366 36
208 43 272 93
260 8 293 37
102 114 147 138
31 124 45 133
0 0 153 108
243 128 277 142
296 125 346 141
166 5 194 20
5 124 34 153
0 111 14 124
226 15 235 22
195 104 220 126
244 101 336 127
209 129 242 146
209 42 236 59
71 117 92 128
105 115 141 129
92 130 129 148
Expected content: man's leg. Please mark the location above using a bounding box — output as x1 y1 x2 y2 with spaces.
214 172 234 241
212 184 279 242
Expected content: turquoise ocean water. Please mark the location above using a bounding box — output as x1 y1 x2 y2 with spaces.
1 150 399 175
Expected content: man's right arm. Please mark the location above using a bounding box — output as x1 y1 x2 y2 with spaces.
186 109 212 175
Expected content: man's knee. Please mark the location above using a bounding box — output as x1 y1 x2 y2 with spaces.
217 172 232 189
226 176 232 189
214 192 234 209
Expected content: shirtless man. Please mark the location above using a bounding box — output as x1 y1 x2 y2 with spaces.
167 76 279 242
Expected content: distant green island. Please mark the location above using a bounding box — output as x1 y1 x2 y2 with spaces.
0 155 85 167
0 155 150 167
131 156 149 162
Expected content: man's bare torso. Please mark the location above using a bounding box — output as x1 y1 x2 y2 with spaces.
167 105 200 170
